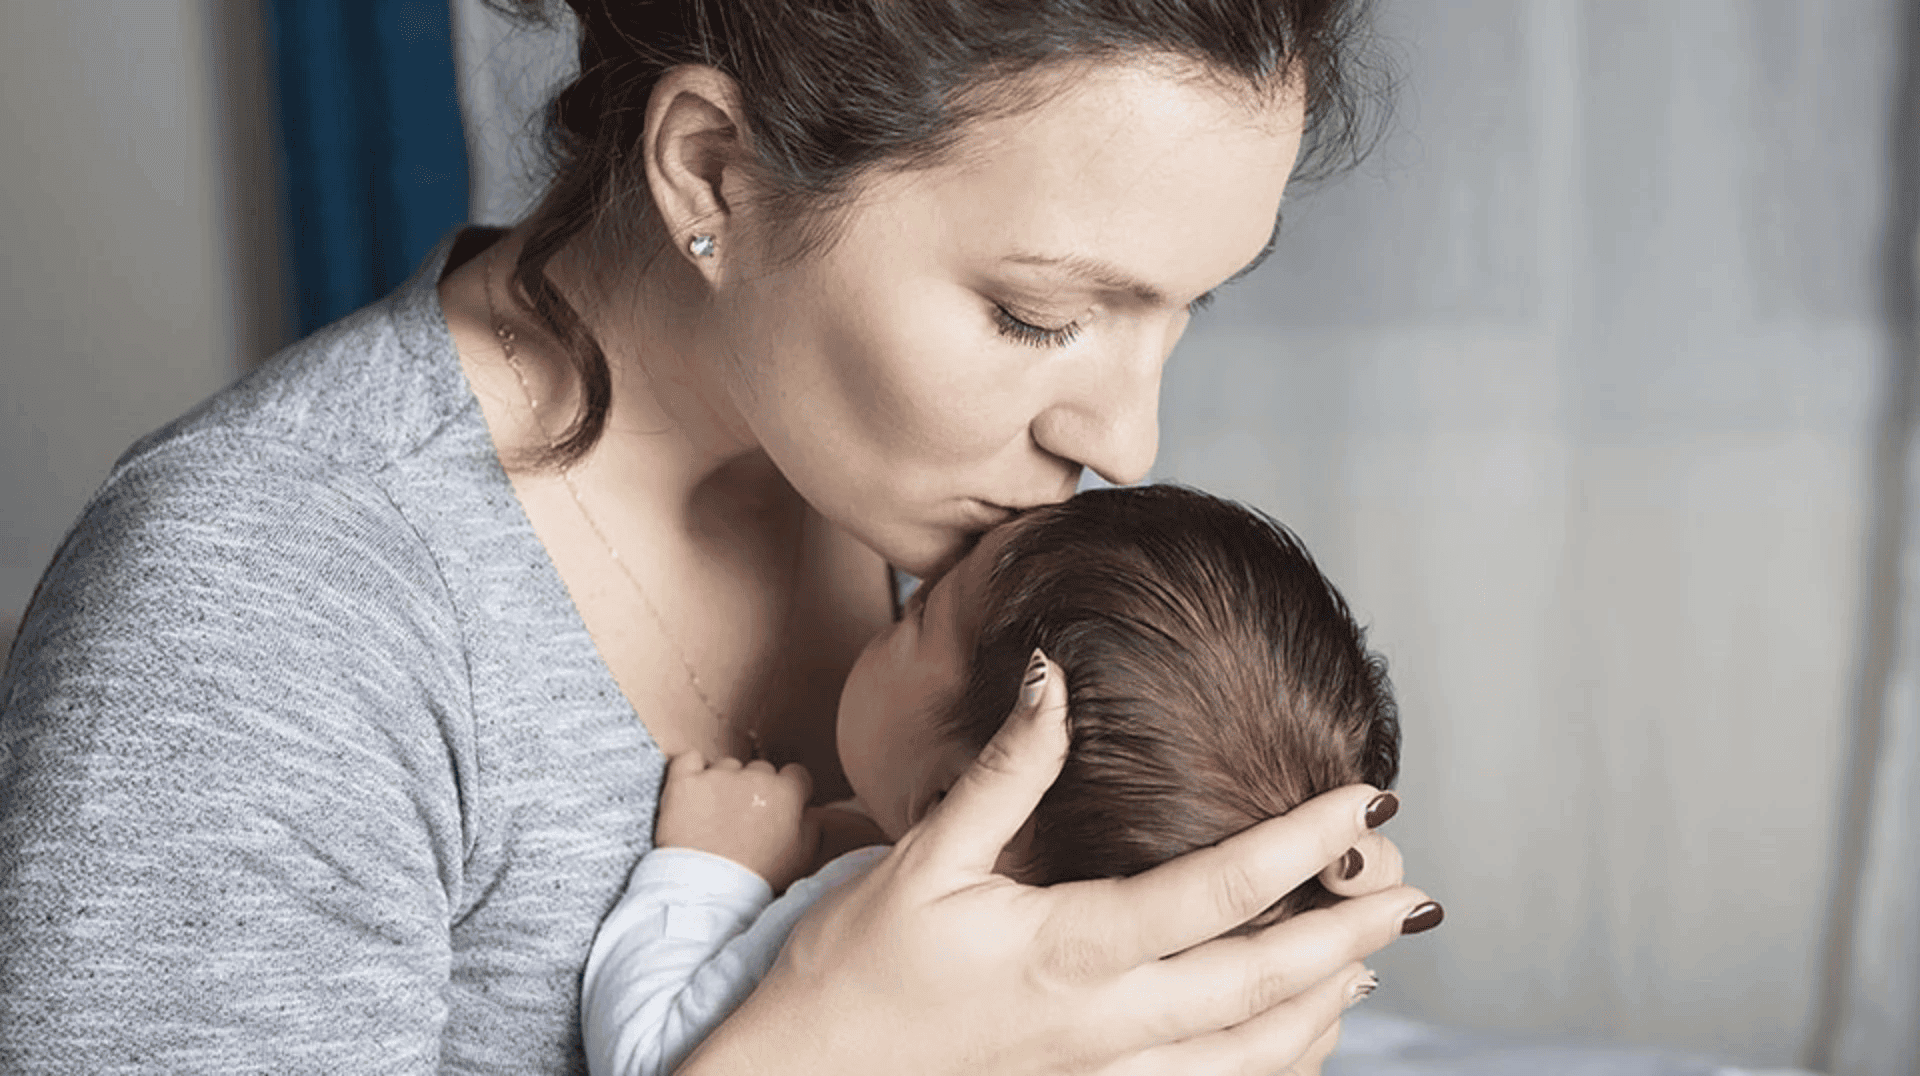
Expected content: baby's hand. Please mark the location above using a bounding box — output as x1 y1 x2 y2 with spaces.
655 754 818 892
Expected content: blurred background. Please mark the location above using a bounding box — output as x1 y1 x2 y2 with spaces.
2 3 1914 1073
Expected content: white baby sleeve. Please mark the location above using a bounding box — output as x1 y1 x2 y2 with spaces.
581 845 888 1076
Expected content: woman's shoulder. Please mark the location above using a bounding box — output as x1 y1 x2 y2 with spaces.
58 424 455 607
137 243 480 482
8 424 471 721
39 233 511 628
7 241 494 708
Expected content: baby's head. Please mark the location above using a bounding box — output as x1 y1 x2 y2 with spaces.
836 485 1399 922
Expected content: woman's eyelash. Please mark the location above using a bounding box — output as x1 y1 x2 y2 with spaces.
993 293 1214 348
992 304 1082 348
992 288 1215 348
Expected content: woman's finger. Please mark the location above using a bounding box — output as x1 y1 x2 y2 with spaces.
903 649 1069 875
1290 1014 1346 1076
1319 830 1404 898
1121 885 1432 1039
1085 784 1392 963
1118 961 1371 1076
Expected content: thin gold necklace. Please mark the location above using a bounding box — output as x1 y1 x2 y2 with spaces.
483 253 762 759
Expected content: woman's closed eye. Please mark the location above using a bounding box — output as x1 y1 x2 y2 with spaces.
992 303 1083 349
993 292 1219 349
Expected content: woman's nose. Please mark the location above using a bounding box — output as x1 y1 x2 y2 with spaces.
1028 335 1164 487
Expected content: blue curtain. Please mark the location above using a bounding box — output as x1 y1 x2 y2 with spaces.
265 1 470 337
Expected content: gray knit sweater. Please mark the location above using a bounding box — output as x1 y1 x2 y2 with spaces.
0 233 665 1074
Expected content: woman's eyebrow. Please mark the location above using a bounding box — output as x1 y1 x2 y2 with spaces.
1001 252 1170 306
1000 211 1284 307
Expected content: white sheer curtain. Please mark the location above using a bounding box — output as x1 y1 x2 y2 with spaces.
1160 1 1913 1070
1824 238 1918 1076
449 0 572 226
449 1 1916 1070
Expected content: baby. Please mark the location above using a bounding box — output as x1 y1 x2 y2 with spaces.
581 485 1402 1076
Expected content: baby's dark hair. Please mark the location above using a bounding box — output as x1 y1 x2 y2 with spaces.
940 485 1398 925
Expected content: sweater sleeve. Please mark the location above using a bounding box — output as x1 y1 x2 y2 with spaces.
0 435 472 1074
581 846 887 1076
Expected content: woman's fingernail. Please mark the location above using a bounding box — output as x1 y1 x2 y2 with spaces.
1339 847 1364 880
1020 649 1048 708
1401 901 1445 935
1346 969 1380 1008
1365 791 1399 829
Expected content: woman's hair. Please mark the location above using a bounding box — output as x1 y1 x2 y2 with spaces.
485 0 1388 466
940 484 1399 926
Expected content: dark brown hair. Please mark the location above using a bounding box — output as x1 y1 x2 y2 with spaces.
941 484 1399 926
485 0 1388 466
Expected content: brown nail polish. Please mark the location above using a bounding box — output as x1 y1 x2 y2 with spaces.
1019 649 1048 708
1345 970 1379 1009
1339 847 1363 880
1365 791 1399 829
1401 901 1444 935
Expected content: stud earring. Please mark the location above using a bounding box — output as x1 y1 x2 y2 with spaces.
688 233 717 258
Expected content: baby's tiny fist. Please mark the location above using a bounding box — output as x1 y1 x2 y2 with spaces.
654 758 818 891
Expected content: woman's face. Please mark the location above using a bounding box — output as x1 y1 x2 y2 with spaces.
713 60 1304 575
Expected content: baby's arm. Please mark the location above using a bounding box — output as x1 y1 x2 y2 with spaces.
582 755 861 1076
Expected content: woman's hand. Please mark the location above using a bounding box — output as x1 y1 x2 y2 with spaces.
680 653 1436 1076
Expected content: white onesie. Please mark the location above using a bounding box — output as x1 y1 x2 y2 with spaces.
581 843 890 1076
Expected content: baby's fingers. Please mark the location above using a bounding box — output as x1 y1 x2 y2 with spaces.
778 761 814 803
668 752 709 779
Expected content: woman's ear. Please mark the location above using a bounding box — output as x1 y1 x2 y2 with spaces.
642 65 752 280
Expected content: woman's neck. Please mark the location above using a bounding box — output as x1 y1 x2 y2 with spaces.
442 224 853 772
450 224 777 524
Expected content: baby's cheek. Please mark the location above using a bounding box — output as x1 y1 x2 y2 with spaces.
835 662 892 812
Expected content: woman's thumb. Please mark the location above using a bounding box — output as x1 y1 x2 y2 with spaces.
908 649 1069 874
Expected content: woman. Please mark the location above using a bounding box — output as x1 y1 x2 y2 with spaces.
0 1 1437 1072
